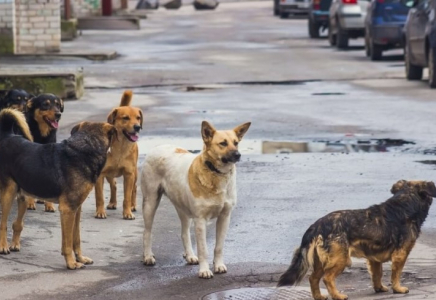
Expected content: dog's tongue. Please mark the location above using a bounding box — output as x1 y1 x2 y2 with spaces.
129 133 138 142
49 120 59 129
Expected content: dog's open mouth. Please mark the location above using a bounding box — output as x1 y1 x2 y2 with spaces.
123 130 139 142
43 116 59 129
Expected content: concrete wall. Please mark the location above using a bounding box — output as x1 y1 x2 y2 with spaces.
0 0 15 54
14 0 61 54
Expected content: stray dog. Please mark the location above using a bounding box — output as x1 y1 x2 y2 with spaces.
0 109 116 269
25 94 64 213
0 89 33 112
141 121 251 278
94 90 142 220
277 180 436 300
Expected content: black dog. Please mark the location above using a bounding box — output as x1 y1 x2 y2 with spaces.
0 109 116 269
0 89 33 112
278 180 436 300
25 94 64 212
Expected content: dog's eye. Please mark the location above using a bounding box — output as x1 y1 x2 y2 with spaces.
220 141 228 147
123 116 130 121
136 116 141 120
234 141 238 146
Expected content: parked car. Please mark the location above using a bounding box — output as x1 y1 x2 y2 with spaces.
279 0 310 18
308 0 332 38
328 0 370 49
403 0 436 87
274 0 280 15
364 0 411 60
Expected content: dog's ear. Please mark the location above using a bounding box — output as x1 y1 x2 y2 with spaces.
201 121 216 144
103 123 118 140
139 109 143 129
25 98 34 112
421 181 436 198
107 108 118 124
59 99 64 113
391 180 408 194
233 122 251 141
70 122 83 135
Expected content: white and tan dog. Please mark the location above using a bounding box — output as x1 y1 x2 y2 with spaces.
141 121 251 278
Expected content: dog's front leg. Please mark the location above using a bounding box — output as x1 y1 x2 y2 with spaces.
95 175 107 219
0 183 17 254
73 205 93 266
123 173 135 220
391 248 411 294
213 211 231 274
10 194 28 252
59 200 83 270
194 218 213 279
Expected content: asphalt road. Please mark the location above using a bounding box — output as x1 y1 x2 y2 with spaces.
1 1 436 300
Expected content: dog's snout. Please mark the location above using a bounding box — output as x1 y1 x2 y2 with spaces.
134 124 141 132
232 151 241 161
55 112 62 120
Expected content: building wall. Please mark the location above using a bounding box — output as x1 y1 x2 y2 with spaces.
72 0 102 17
13 0 61 54
0 0 15 54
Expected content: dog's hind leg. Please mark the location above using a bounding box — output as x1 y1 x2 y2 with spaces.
322 242 349 300
26 197 37 210
213 211 231 274
131 170 138 212
106 177 117 210
10 194 28 252
95 176 107 219
142 184 163 266
0 181 17 254
391 246 413 294
309 254 328 300
367 260 388 293
73 205 93 265
175 207 198 265
194 218 213 279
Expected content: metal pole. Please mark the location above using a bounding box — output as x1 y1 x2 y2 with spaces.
64 0 71 20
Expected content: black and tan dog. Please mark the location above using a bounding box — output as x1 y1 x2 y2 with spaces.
25 94 64 212
0 89 33 112
277 180 436 300
0 109 116 269
94 90 142 220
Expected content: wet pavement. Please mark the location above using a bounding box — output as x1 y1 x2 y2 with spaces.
2 1 436 299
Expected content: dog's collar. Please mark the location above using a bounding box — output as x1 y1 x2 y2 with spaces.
205 161 222 174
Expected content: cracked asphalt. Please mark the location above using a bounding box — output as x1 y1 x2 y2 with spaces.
2 1 436 299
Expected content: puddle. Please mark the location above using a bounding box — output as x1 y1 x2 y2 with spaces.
137 137 413 156
312 92 346 96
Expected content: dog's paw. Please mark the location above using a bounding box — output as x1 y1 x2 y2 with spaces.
95 210 107 219
332 293 348 300
27 202 36 210
375 285 389 293
106 203 117 210
9 242 20 252
214 263 227 274
393 286 409 294
76 255 94 265
131 206 137 212
123 211 135 220
44 203 56 213
67 262 86 270
313 295 328 300
198 269 214 279
183 254 199 265
36 199 45 204
143 254 156 266
0 243 10 254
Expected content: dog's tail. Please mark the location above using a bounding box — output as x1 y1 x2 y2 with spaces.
277 229 322 287
119 90 133 107
0 108 33 142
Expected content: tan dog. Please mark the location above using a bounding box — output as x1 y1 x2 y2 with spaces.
95 90 143 220
141 121 251 278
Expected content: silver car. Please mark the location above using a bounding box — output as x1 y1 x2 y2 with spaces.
328 0 369 49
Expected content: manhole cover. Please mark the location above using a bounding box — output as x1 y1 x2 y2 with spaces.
201 287 314 300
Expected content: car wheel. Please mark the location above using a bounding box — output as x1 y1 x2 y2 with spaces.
364 31 370 57
428 47 436 88
328 26 336 46
308 18 320 38
280 12 290 19
405 41 423 80
336 21 348 49
370 40 383 61
274 0 279 16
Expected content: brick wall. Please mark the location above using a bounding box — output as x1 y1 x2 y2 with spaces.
14 0 61 54
72 0 102 17
0 0 15 54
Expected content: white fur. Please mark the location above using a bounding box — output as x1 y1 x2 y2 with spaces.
141 144 237 278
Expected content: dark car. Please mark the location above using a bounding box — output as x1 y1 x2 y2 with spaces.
403 0 436 87
308 0 332 38
364 0 411 60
